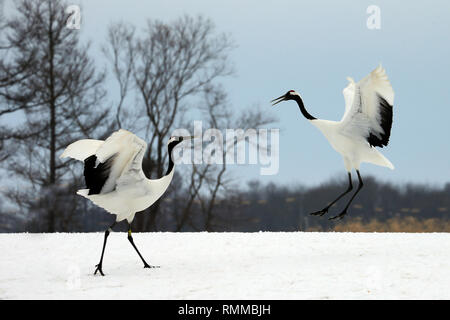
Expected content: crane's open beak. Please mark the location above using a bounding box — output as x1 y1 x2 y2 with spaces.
271 94 286 106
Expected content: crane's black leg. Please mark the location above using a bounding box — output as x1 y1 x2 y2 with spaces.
329 170 364 221
94 221 116 276
127 223 159 269
310 172 353 216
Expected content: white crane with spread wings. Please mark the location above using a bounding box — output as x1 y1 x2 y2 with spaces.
272 65 394 220
61 129 194 275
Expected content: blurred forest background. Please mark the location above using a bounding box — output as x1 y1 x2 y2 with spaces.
0 0 448 233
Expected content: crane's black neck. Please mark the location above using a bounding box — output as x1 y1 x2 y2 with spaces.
165 141 179 176
293 95 316 120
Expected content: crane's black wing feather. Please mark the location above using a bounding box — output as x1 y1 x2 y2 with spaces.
367 94 393 148
84 154 116 195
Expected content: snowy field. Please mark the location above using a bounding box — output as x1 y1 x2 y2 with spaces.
1 232 449 300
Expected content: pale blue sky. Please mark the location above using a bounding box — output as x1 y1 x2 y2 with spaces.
5 0 450 187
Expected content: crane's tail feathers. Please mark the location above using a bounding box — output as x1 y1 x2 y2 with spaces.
60 139 104 161
384 158 395 170
365 149 394 170
77 189 131 222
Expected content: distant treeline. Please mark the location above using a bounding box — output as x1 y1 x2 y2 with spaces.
221 177 450 232
1 176 448 233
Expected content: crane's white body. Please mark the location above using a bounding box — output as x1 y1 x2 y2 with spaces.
311 119 393 171
305 65 394 171
60 129 174 222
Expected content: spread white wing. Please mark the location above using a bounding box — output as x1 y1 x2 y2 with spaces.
76 129 151 220
94 129 149 194
339 65 394 147
60 139 104 161
341 77 356 121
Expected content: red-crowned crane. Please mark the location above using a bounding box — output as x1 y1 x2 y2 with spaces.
272 65 394 220
61 129 194 275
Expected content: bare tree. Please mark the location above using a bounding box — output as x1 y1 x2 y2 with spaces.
104 15 239 231
172 86 276 231
0 0 110 232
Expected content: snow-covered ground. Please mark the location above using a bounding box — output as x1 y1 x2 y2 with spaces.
1 232 449 299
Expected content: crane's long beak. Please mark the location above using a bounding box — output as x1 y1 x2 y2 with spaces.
182 136 197 140
271 95 286 106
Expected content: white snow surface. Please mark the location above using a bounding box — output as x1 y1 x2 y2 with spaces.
1 232 449 300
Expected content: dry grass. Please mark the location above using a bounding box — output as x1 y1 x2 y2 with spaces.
302 216 450 233
327 216 450 232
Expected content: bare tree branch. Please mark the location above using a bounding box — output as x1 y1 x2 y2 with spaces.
0 0 109 232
